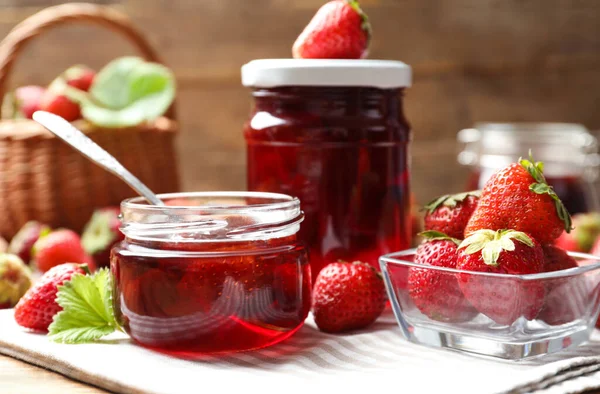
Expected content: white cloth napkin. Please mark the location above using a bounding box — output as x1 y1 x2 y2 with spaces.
2 308 600 394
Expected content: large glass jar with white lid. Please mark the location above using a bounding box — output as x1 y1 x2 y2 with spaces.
457 123 599 214
241 59 412 276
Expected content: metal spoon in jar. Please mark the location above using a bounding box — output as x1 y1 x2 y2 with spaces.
32 111 165 206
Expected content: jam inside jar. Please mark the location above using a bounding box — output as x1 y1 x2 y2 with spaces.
242 59 413 276
111 192 311 356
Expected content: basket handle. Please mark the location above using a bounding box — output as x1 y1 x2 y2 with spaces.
0 2 176 119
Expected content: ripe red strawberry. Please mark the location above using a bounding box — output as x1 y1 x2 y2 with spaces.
423 191 480 240
10 86 45 119
464 156 572 244
64 65 95 92
292 0 371 59
542 244 578 272
312 261 385 333
8 221 50 265
39 92 80 122
81 207 124 269
538 245 582 326
555 212 600 253
32 229 92 273
457 229 545 325
408 231 478 322
14 263 86 331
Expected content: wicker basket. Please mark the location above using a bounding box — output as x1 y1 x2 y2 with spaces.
0 3 180 239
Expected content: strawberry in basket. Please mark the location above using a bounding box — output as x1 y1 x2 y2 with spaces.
39 65 96 122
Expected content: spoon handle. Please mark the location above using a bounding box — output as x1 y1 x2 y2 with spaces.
32 111 164 206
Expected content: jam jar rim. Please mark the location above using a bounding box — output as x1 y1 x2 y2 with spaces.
120 191 304 244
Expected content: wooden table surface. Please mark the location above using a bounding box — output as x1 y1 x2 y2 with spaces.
0 354 106 394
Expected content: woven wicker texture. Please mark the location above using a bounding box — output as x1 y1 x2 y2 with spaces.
0 3 180 239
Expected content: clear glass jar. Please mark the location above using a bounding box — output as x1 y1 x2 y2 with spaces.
241 59 413 276
458 123 600 214
110 192 311 355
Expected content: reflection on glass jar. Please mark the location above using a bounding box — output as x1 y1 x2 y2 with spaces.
242 59 413 277
111 192 311 356
457 123 599 214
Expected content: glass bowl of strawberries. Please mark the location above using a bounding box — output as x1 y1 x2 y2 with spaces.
381 154 600 360
381 248 600 360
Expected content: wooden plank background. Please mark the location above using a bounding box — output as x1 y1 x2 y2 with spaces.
0 0 599 204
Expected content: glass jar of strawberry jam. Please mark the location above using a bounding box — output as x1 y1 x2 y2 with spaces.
110 192 311 355
458 123 600 214
242 59 412 276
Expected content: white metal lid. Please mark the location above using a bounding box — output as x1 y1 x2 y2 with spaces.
241 59 412 88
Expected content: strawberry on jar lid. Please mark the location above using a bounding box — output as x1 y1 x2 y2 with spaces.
241 59 412 89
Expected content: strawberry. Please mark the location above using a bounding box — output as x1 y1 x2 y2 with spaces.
423 191 480 239
312 261 386 333
39 91 80 122
464 156 571 244
14 263 86 331
8 221 50 265
555 212 600 253
292 0 371 59
32 229 92 273
7 86 46 119
81 207 124 269
408 231 478 322
456 229 546 325
542 244 578 272
0 254 32 309
39 75 82 122
64 65 95 92
538 245 582 325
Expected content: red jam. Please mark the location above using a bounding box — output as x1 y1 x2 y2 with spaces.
244 86 411 276
111 193 310 356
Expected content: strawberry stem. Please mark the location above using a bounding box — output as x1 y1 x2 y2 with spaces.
423 190 481 213
346 0 372 43
79 264 91 275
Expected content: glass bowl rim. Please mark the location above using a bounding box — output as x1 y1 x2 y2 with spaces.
121 191 300 213
379 249 600 280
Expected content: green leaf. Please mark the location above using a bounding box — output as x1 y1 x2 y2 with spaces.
78 57 175 128
481 241 503 266
501 230 534 247
90 57 144 109
423 190 481 213
418 230 461 246
48 268 121 344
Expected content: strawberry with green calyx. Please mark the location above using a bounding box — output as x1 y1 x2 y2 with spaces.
423 190 481 239
312 261 386 333
8 221 51 265
14 263 87 331
465 154 572 244
81 207 124 269
292 0 371 59
408 231 478 323
0 254 32 309
457 229 545 325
